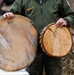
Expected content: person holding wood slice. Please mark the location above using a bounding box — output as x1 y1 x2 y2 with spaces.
3 0 74 75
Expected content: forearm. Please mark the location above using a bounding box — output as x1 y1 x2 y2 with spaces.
59 0 74 27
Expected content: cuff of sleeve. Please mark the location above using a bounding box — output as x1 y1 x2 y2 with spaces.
64 17 70 27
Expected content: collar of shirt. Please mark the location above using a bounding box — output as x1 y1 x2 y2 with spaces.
40 0 42 4
36 0 47 5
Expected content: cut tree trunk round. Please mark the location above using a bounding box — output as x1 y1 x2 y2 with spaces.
40 23 72 57
0 15 38 71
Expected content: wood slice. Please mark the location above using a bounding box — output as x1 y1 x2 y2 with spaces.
0 15 38 71
40 23 72 57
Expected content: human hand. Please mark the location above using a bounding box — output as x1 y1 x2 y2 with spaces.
3 12 14 19
55 18 67 27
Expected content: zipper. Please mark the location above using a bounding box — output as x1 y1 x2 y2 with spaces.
40 2 43 25
41 6 43 15
40 0 43 15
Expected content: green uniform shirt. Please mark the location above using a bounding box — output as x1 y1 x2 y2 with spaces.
10 0 74 34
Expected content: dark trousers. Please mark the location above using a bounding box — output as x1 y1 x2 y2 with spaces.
26 45 63 75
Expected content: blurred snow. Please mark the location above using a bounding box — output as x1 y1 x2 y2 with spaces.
0 68 29 75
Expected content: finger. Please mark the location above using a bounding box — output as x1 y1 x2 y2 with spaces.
60 22 67 28
55 21 60 27
62 22 67 26
56 21 63 27
7 14 13 18
56 18 62 27
3 14 7 18
7 13 12 18
3 13 9 19
59 21 63 27
3 13 14 19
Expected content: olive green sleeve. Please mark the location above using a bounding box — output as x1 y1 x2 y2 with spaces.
9 0 22 14
59 0 74 27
